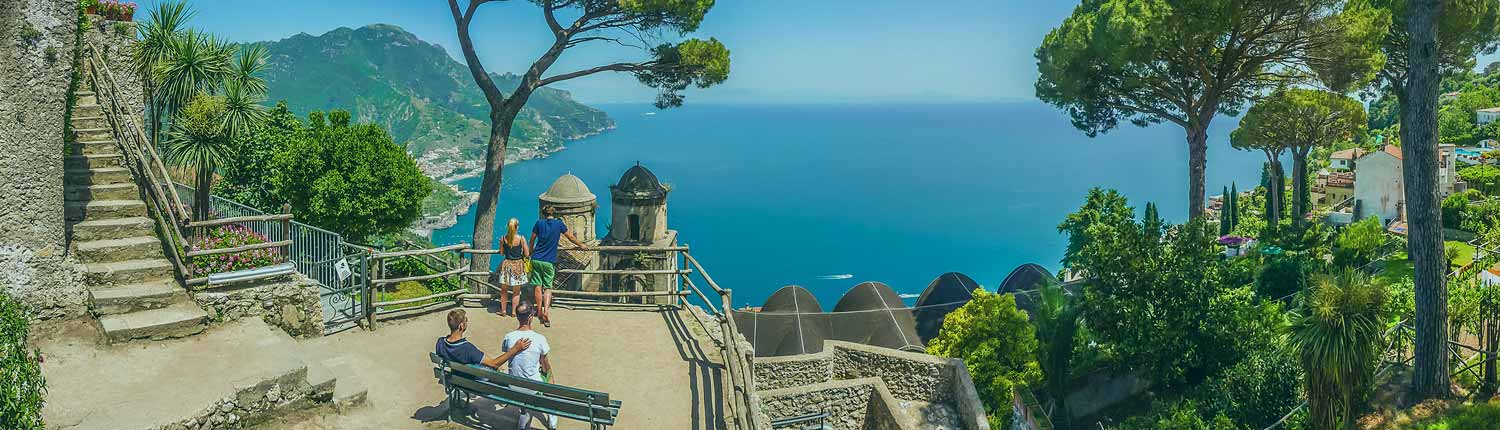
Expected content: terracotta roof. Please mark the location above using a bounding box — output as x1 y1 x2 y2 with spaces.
1331 148 1368 160
1383 145 1403 160
1321 171 1355 188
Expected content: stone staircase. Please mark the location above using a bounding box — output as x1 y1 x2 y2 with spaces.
66 86 208 343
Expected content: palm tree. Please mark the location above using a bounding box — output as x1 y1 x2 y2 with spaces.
229 44 268 96
219 79 265 139
152 29 233 133
1288 269 1387 430
164 95 232 221
1033 281 1081 430
130 0 194 144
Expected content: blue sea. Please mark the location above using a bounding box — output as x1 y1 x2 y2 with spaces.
432 102 1265 308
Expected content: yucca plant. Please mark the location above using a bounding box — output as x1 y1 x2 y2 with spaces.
163 95 231 221
1288 269 1387 430
130 0 193 144
152 29 233 125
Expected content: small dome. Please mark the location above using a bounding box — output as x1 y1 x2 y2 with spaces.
914 272 980 343
998 263 1057 294
831 281 923 352
761 285 823 313
539 173 596 204
734 285 832 357
613 164 667 199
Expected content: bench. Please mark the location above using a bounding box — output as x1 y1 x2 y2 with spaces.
430 353 623 429
770 411 832 430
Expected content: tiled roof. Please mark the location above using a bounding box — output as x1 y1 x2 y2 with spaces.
1331 148 1368 160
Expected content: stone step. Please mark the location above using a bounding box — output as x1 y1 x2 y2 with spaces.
71 216 155 242
329 361 368 412
65 166 131 185
98 302 207 343
64 153 122 169
72 127 112 142
76 91 97 105
88 280 188 315
84 258 174 285
65 199 145 222
65 182 138 202
74 103 102 117
78 139 120 155
72 115 107 129
74 236 164 263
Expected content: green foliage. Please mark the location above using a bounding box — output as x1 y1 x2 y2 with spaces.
1062 190 1276 387
164 94 233 220
43 46 57 63
1 294 45 430
1333 216 1387 268
1443 190 1479 229
1257 256 1309 302
185 225 283 277
270 113 428 241
214 101 300 210
1236 88 1366 218
927 289 1040 430
1402 401 1500 430
1461 165 1500 195
1289 269 1387 430
1370 0 1500 83
19 22 42 45
1117 399 1236 430
1193 345 1304 429
637 38 732 108
1032 282 1081 428
1462 198 1500 233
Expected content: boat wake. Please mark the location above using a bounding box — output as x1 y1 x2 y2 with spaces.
817 274 854 280
898 293 920 299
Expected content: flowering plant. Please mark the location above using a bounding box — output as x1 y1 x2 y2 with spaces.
99 0 136 21
186 224 283 277
1217 235 1251 247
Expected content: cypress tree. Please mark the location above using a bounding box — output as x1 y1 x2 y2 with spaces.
1229 182 1239 232
1220 186 1231 236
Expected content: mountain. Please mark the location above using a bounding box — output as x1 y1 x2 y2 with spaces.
251 24 614 158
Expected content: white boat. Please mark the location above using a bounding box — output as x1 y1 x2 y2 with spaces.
817 274 853 280
898 293 920 299
643 112 657 116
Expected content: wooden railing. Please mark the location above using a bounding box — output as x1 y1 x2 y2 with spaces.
360 242 759 429
84 41 295 288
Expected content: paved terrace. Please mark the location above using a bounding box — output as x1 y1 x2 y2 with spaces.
260 304 729 430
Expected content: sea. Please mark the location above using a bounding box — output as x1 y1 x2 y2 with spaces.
431 102 1267 308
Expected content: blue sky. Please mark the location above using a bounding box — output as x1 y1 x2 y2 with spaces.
175 0 1078 104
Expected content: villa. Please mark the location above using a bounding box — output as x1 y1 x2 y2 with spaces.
1335 144 1463 225
1480 107 1500 126
1329 147 1368 170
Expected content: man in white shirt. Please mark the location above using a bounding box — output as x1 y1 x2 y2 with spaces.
502 302 554 430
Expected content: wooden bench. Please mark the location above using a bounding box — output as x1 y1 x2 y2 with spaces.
430 353 623 429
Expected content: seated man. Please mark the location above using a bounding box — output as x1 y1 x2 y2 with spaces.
437 309 530 369
503 302 555 430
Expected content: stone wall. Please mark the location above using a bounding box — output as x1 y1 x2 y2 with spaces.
192 275 323 338
0 0 88 319
157 362 329 430
81 15 144 120
754 341 990 430
758 378 895 430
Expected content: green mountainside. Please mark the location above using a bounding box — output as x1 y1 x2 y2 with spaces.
252 24 614 157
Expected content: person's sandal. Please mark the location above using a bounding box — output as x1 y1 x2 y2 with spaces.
541 315 551 327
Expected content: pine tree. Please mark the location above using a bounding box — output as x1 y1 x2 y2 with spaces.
1220 186 1232 236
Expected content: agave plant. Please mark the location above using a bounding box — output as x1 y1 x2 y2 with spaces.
1288 269 1387 430
163 94 231 221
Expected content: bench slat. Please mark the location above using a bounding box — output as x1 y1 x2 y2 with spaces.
448 360 616 408
449 375 615 424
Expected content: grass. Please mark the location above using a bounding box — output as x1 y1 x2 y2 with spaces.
375 281 445 311
1398 401 1500 430
420 176 464 218
1447 240 1477 270
1376 251 1415 285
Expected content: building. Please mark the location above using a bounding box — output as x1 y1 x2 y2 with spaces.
537 173 602 291
1315 171 1355 206
1350 145 1464 224
1479 107 1500 126
1443 91 1462 103
599 164 680 304
1329 148 1367 170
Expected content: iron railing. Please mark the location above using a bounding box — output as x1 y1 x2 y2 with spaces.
172 183 346 289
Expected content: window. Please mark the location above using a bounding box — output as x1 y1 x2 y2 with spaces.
628 214 641 241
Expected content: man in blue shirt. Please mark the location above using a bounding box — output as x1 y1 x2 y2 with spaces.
529 206 588 327
435 309 530 369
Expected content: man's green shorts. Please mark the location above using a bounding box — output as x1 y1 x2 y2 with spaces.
529 260 556 289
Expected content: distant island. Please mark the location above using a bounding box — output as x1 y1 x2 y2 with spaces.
251 24 616 230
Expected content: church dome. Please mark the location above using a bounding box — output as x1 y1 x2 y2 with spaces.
998 263 1057 294
539 173 596 204
613 164 667 199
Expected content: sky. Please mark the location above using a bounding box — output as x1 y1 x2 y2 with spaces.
175 0 1079 104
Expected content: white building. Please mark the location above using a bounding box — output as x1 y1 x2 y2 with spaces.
1329 148 1367 170
1479 107 1500 126
1350 145 1464 224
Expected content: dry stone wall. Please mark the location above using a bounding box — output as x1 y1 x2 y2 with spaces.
192 275 323 338
0 0 87 319
81 16 144 119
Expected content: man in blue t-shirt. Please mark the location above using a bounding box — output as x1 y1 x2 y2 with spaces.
529 206 588 327
435 309 530 369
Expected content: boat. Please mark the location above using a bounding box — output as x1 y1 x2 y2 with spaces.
817 274 853 280
643 112 657 116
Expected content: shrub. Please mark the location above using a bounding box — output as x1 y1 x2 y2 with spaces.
1443 190 1477 229
1 294 46 430
185 225 283 277
1193 346 1303 429
1461 164 1500 195
1118 399 1236 430
1333 216 1387 269
927 289 1040 430
1256 257 1308 301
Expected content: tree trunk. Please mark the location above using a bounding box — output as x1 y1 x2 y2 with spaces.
1292 152 1309 223
1274 160 1286 222
1484 318 1498 397
1263 152 1283 227
1187 124 1209 220
1404 0 1452 401
469 111 519 292
193 163 212 222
